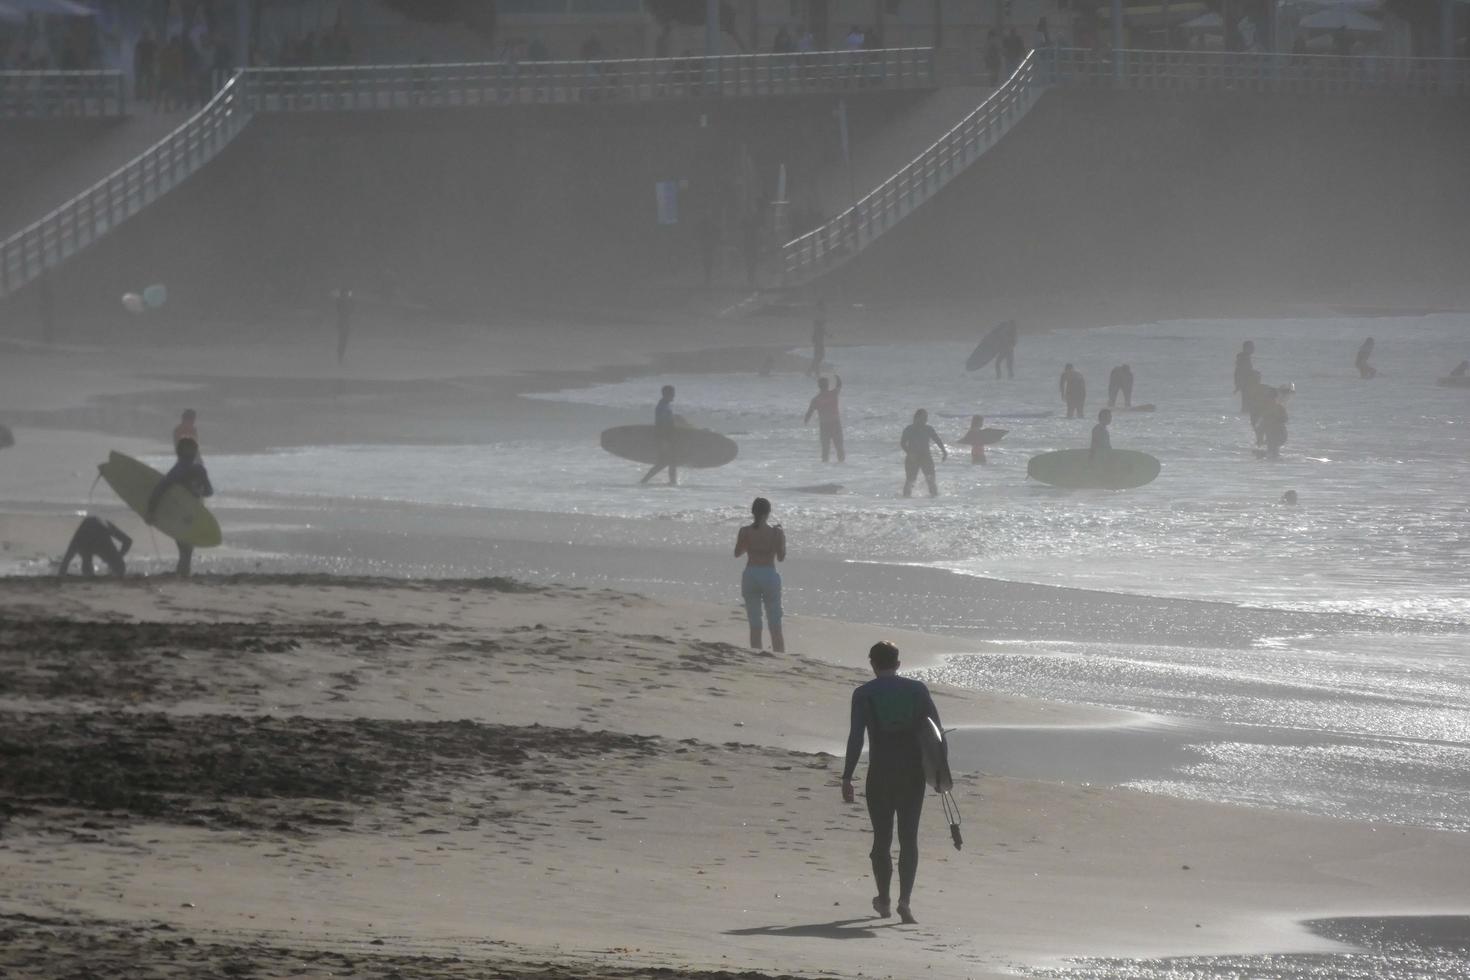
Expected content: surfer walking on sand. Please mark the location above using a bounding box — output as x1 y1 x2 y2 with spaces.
1107 364 1133 408
146 436 214 576
807 302 829 376
841 640 941 926
1089 408 1112 462
803 374 845 463
1234 341 1255 412
900 409 947 497
58 516 132 577
733 497 786 653
1356 337 1377 379
640 385 680 486
1060 363 1086 419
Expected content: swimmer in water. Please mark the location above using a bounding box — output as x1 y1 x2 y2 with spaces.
1281 490 1298 505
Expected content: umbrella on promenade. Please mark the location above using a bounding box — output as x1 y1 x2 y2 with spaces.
1298 7 1382 31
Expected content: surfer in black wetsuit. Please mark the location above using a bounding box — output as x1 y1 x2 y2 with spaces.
900 409 947 498
995 324 1016 379
841 641 941 926
1089 408 1112 461
146 437 214 576
1060 364 1086 419
1355 337 1376 379
58 516 132 576
640 385 679 486
1107 364 1133 408
1234 341 1255 412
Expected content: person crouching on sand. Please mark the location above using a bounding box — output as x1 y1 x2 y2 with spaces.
734 496 785 652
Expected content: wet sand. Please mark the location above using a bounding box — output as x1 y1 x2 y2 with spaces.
3 575 1468 980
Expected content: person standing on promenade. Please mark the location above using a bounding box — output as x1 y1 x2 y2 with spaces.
734 497 786 652
841 640 942 925
804 374 845 462
640 385 679 486
900 409 947 497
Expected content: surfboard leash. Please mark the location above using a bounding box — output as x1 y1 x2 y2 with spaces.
942 789 962 851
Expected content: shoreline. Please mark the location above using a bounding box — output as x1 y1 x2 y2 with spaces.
3 574 1468 980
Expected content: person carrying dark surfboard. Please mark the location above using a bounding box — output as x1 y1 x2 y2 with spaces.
841 640 942 925
1090 408 1112 462
900 409 947 497
147 436 214 576
58 516 132 577
639 386 679 486
803 374 845 463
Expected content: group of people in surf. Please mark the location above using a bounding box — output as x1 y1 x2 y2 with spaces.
1234 340 1291 459
57 409 213 578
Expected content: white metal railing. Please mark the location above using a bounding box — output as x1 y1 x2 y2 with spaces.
0 75 251 299
237 47 938 111
782 51 1043 285
0 70 127 118
1050 48 1470 97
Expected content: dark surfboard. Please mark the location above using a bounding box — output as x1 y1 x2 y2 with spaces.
965 320 1018 372
600 425 738 468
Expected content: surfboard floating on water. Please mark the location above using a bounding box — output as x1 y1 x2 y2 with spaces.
599 425 738 469
98 451 222 547
1027 448 1161 490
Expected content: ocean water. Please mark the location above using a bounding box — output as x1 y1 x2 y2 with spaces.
180 315 1470 831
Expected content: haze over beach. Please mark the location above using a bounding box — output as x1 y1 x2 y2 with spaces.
2 2 1469 979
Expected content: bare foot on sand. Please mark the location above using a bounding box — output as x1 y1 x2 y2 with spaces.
897 903 917 925
872 896 891 918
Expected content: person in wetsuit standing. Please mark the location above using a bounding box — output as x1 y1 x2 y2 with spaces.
1060 363 1086 419
841 640 941 925
900 409 947 497
58 516 132 576
146 436 213 576
1234 341 1255 412
1107 364 1133 408
640 385 679 486
1090 408 1112 461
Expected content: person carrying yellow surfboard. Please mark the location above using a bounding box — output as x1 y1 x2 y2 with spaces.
147 437 213 576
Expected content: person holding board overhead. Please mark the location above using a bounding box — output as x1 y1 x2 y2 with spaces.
841 640 942 925
804 374 845 463
734 497 785 653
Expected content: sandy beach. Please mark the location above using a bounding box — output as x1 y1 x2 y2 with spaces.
2 574 1467 980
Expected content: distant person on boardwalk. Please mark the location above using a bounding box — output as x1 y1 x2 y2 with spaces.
1355 337 1377 379
1089 408 1112 461
58 516 132 577
147 436 213 576
1060 363 1086 419
900 409 947 497
804 374 845 462
961 414 989 464
1255 390 1288 459
173 409 198 448
1234 340 1255 411
1107 364 1133 408
640 385 679 486
734 496 786 653
335 288 353 364
841 640 942 926
807 302 829 375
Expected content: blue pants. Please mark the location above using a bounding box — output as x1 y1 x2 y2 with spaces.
741 566 782 631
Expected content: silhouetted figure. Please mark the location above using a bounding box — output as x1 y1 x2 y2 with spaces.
1089 408 1112 461
1060 363 1086 418
804 374 845 462
640 385 679 486
335 288 353 364
1451 360 1469 378
173 409 198 448
734 496 786 652
900 409 947 497
1356 337 1377 379
1108 364 1134 408
961 414 989 464
146 437 213 576
1282 490 1299 505
59 516 132 576
1243 370 1272 432
995 324 1016 379
1255 390 1288 459
807 301 829 375
840 640 942 926
1234 340 1256 412
1003 28 1025 72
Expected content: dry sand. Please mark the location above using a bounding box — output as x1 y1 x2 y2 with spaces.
3 575 1467 980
